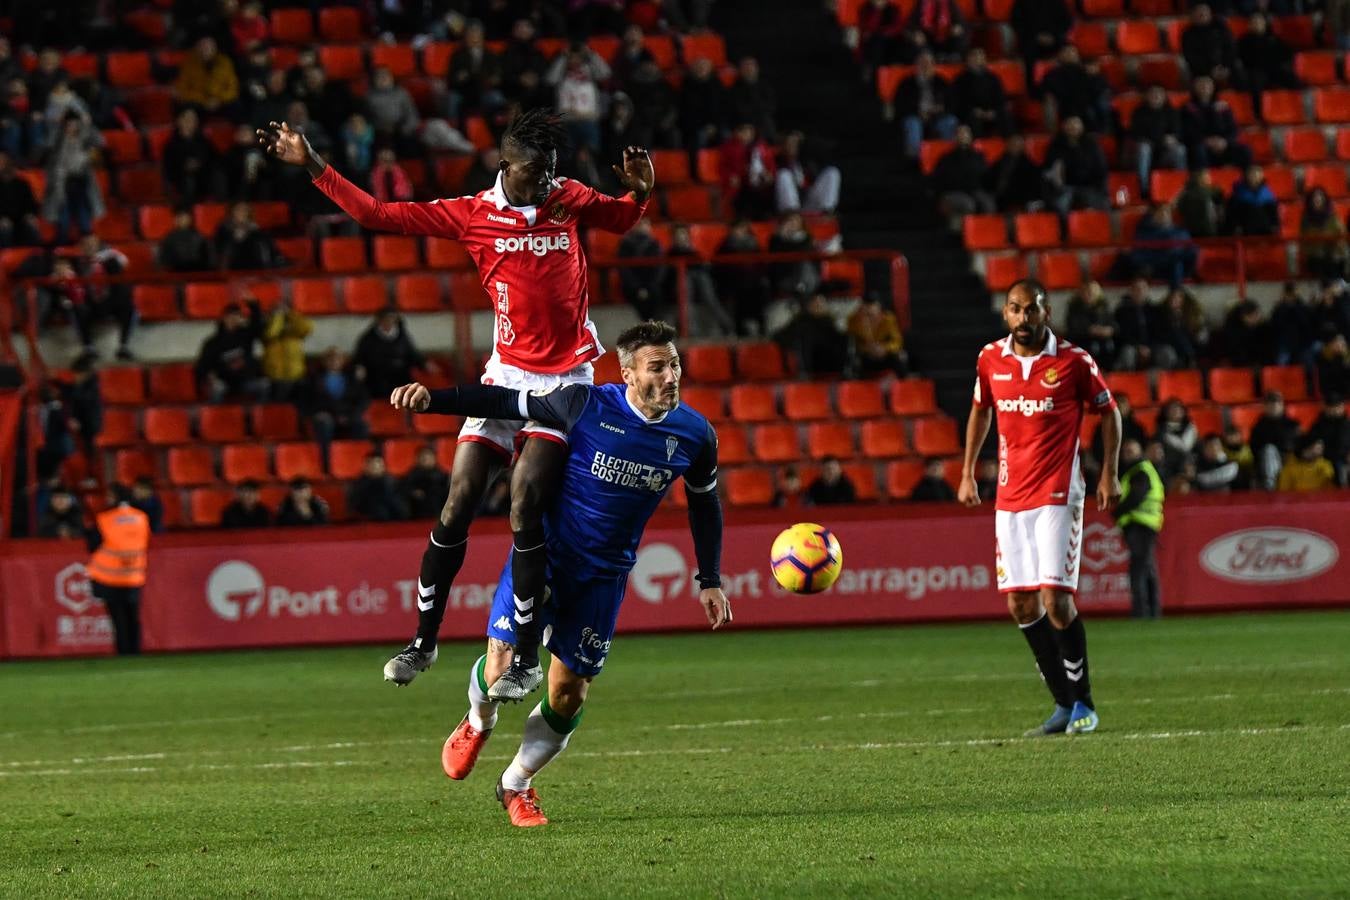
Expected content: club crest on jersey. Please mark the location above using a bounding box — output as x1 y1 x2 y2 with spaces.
546 202 568 224
665 436 678 461
1039 368 1061 390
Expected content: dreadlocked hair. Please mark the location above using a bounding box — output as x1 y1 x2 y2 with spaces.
501 107 566 158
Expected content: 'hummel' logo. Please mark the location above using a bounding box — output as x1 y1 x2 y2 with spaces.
487 213 519 225
417 579 435 612
494 615 514 632
992 373 1013 381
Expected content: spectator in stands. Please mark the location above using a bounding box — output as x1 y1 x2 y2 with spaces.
1175 169 1225 238
719 122 777 219
338 113 376 183
933 125 993 226
986 133 1042 212
57 355 102 459
910 457 956 502
601 94 641 190
1331 0 1350 52
1130 86 1187 199
277 477 329 527
952 48 1009 138
773 466 804 509
175 36 239 116
895 51 957 160
847 293 908 377
365 67 421 154
131 477 165 534
610 24 655 91
1182 4 1237 86
548 44 608 155
229 0 268 54
903 0 968 63
975 458 999 502
26 47 66 111
1130 204 1197 287
252 70 296 135
214 202 283 270
1236 12 1298 101
163 107 222 204
73 235 135 361
261 297 312 403
401 446 450 520
1066 280 1117 368
668 223 734 337
768 212 820 297
43 79 89 129
0 151 39 247
1010 0 1072 87
715 218 770 336
42 110 103 241
617 217 668 321
1251 390 1300 489
727 57 777 143
501 19 550 107
775 131 842 215
221 480 271 529
1094 392 1149 470
1115 278 1174 370
1225 165 1279 236
349 454 408 522
297 65 359 140
158 205 214 272
807 456 857 505
1156 398 1198 479
38 487 83 539
303 347 370 460
225 124 271 202
1181 76 1252 169
1221 424 1255 481
775 293 850 377
1300 188 1347 280
1221 298 1270 366
857 0 905 82
1193 432 1246 492
353 309 435 398
447 22 506 122
195 299 267 404
1309 391 1350 486
1152 286 1206 368
1318 333 1350 398
679 57 725 156
1278 435 1335 492
1042 115 1109 216
1039 46 1110 135
2 77 42 164
369 147 415 203
627 60 682 151
1270 281 1316 367
1313 279 1350 343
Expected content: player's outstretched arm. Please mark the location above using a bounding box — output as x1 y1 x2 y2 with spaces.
958 405 993 507
579 147 656 234
392 382 588 433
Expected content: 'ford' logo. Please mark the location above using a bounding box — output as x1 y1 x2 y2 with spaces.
1199 528 1339 584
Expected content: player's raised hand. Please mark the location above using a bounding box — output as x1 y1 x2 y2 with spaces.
957 473 981 507
390 383 431 412
699 588 732 630
612 146 655 199
256 121 316 168
1096 471 1121 512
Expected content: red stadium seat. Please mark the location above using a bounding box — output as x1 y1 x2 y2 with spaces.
366 403 409 437
842 462 879 501
1260 365 1308 401
725 468 774 506
291 278 339 315
1264 166 1297 201
1067 210 1113 247
663 185 714 220
199 405 247 443
649 150 692 186
370 43 416 77
329 440 375 479
318 45 365 81
1036 252 1082 290
1156 370 1204 405
95 208 137 242
148 363 198 403
696 148 720 185
395 274 443 311
342 276 389 313
1262 91 1307 126
99 367 146 405
422 41 454 76
1272 15 1317 49
106 51 153 88
837 381 885 419
115 449 158 484
807 422 855 459
685 345 733 383
374 235 419 270
885 460 925 499
1336 130 1350 162
322 237 367 272
95 409 139 448
1207 367 1257 404
413 412 463 436
1227 403 1264 438
912 417 961 456
133 284 179 322
193 202 228 235
318 7 363 40
167 447 215 486
270 8 314 43
718 426 752 465
1150 169 1188 203
426 237 473 269
116 167 163 203
276 442 324 481
1105 371 1152 406
101 129 144 164
1287 401 1321 431
250 404 300 440
752 424 801 463
184 283 231 320
222 444 270 483
890 379 938 415
1069 22 1110 57
137 205 174 240
144 407 192 445
1190 405 1225 438
782 383 831 421
730 384 778 422
860 420 909 459
962 214 1009 250
189 487 234 526
274 237 314 268
1295 51 1338 86
1314 87 1350 123
680 386 725 421
983 254 1028 290
735 342 787 381
682 34 727 66
1115 21 1160 54
1108 172 1141 208
1303 165 1348 197
383 438 425 477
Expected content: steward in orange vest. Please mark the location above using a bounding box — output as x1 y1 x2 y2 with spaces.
86 487 150 655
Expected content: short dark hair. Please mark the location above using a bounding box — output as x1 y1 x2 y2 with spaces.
110 483 132 503
240 479 261 492
289 476 310 490
501 107 564 159
616 320 678 366
1007 278 1048 306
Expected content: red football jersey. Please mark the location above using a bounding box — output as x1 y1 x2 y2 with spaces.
314 167 648 374
973 331 1115 512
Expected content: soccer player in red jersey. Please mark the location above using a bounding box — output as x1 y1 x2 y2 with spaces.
958 279 1121 736
258 110 654 700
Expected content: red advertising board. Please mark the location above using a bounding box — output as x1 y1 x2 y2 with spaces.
1 494 1345 660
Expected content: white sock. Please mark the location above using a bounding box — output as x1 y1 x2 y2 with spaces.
500 700 580 792
466 655 499 732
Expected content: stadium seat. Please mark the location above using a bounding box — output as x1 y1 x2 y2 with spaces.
685 345 733 383
318 45 364 81
193 202 228 235
1190 405 1225 438
184 283 231 320
1314 87 1350 123
860 419 909 459
341 276 389 313
962 214 1009 250
1295 51 1338 85
144 407 192 445
1303 165 1348 197
983 254 1027 290
115 448 158 483
318 6 362 40
751 424 800 463
116 167 163 203
1137 56 1184 90
1067 210 1113 247
328 440 375 480
1272 15 1317 49
394 274 443 311
1115 21 1160 54
649 150 692 186
1264 166 1297 201
383 438 425 477
1260 365 1309 401
95 409 139 447
1208 367 1257 404
148 363 198 403
890 379 938 415
725 468 774 506
717 426 752 465
912 417 961 456
370 43 417 78
1149 169 1188 203
1197 246 1237 281
680 386 725 421
366 403 408 437
1036 252 1082 290
885 460 925 499
276 443 324 481
291 278 339 315
322 237 367 272
313 482 349 522
1227 403 1264 438
250 404 300 440
844 462 880 501
101 129 144 164
1105 371 1152 406
836 381 885 419
99 367 146 405
189 487 234 527
735 343 786 381
1283 128 1327 163
199 405 247 443
270 8 314 43
222 444 270 483
422 41 454 76
412 412 463 436
426 237 473 269
133 284 179 321
374 236 419 270
275 236 314 268
1108 172 1141 208
1287 401 1321 431
137 205 174 240
781 383 831 421
807 422 855 459
663 185 714 220
167 447 215 486
1156 370 1205 405
1069 22 1110 57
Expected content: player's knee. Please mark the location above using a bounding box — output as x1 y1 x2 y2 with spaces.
1006 592 1041 623
508 477 548 531
439 484 478 531
548 678 588 719
1046 592 1077 628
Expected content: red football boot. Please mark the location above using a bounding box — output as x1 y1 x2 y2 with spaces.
496 777 549 827
441 716 491 780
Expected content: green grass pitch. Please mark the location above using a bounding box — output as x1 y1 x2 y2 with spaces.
2 611 1348 898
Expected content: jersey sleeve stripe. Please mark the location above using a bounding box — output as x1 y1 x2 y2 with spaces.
517 391 530 419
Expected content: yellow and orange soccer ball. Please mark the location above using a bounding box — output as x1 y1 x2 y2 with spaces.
770 523 844 594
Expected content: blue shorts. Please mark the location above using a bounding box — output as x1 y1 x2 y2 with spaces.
485 550 629 678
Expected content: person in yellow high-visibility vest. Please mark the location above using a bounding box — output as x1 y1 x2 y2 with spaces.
1114 439 1164 619
85 485 151 655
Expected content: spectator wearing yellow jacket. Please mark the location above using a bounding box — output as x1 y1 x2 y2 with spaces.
175 36 239 114
261 297 312 401
1277 436 1336 491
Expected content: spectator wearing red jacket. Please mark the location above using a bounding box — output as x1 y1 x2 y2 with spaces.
719 123 776 219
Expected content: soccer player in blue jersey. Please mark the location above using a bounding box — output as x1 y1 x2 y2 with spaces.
388 321 731 827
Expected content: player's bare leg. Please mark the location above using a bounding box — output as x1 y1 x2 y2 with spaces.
1040 587 1097 734
442 638 513 779
496 655 590 826
384 443 503 685
1009 590 1077 736
488 435 568 702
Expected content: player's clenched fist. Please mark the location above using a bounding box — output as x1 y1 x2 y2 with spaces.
390 383 431 412
957 473 981 507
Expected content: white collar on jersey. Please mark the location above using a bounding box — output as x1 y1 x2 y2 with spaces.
487 171 564 227
624 390 670 424
1001 328 1059 359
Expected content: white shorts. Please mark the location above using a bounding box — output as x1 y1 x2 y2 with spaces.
994 503 1083 594
457 356 595 458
